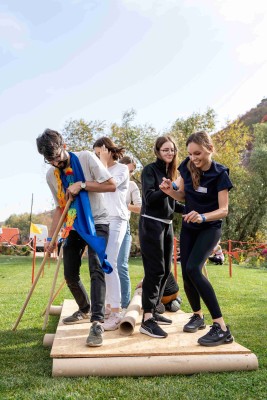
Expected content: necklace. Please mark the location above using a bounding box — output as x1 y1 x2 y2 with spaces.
54 167 77 238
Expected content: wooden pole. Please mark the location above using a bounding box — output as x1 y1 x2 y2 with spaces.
228 239 232 278
203 262 209 280
41 279 66 316
42 244 64 330
31 235 37 283
12 199 71 331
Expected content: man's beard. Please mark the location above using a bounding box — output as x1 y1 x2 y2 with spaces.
57 158 69 170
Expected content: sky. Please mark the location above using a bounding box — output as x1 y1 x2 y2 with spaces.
0 0 267 222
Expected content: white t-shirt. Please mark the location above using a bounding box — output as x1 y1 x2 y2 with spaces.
46 150 112 224
126 180 141 219
215 245 225 261
104 162 129 221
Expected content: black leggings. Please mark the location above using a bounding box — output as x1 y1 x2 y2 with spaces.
139 217 173 314
180 225 222 319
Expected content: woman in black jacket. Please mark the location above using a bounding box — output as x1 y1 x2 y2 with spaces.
139 135 183 338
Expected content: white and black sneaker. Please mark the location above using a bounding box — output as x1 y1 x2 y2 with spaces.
62 310 90 325
154 312 172 325
86 321 104 347
140 317 168 338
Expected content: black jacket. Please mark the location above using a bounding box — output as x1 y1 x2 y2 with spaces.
141 158 184 220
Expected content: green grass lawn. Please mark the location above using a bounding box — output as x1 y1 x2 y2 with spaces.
0 255 266 400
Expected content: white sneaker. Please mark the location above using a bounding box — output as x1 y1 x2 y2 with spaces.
120 308 127 318
103 312 122 331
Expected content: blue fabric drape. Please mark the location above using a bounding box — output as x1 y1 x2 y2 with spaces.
60 152 112 274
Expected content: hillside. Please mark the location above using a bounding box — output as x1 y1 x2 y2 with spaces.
239 98 267 129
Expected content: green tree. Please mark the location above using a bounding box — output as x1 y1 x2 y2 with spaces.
110 109 158 168
62 118 107 151
235 122 267 240
212 120 251 241
169 107 216 162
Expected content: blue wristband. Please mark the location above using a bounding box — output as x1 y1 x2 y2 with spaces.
200 214 206 223
47 237 52 242
172 182 178 191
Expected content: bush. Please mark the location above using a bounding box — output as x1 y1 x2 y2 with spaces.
0 244 31 256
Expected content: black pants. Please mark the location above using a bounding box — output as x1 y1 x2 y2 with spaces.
63 224 109 322
180 225 222 319
208 255 223 265
139 217 173 313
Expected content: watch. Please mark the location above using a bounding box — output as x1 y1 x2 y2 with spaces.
200 214 206 223
80 182 86 190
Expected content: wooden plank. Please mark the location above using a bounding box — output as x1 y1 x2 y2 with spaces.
51 300 252 359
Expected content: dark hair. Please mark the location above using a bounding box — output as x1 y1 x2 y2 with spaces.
119 156 136 169
154 135 178 181
186 131 214 190
93 137 125 160
36 129 64 160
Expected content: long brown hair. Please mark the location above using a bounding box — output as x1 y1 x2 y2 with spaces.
154 135 178 181
93 137 125 160
186 131 214 190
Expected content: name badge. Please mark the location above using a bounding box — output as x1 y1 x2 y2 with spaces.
196 186 207 193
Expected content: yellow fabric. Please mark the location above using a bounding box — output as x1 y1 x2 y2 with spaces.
30 223 42 234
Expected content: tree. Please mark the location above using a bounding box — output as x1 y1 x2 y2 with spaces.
62 118 107 151
110 109 158 169
235 122 267 240
208 120 253 241
169 107 216 161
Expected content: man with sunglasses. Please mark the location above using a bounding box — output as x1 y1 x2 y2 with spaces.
36 129 116 347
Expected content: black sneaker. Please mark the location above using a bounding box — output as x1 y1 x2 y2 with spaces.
183 314 206 332
198 323 234 347
154 312 172 325
62 310 90 325
140 318 168 338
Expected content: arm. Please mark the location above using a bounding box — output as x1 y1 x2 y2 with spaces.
142 166 169 205
110 165 129 189
128 182 142 214
128 203 141 213
67 178 116 198
66 152 116 198
183 189 229 224
159 177 185 202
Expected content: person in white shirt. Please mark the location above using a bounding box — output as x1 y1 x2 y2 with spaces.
117 156 141 313
93 137 129 330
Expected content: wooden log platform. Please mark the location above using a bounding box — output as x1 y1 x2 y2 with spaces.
49 299 258 377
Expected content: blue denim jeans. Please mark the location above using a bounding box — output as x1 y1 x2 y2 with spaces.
117 222 132 308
